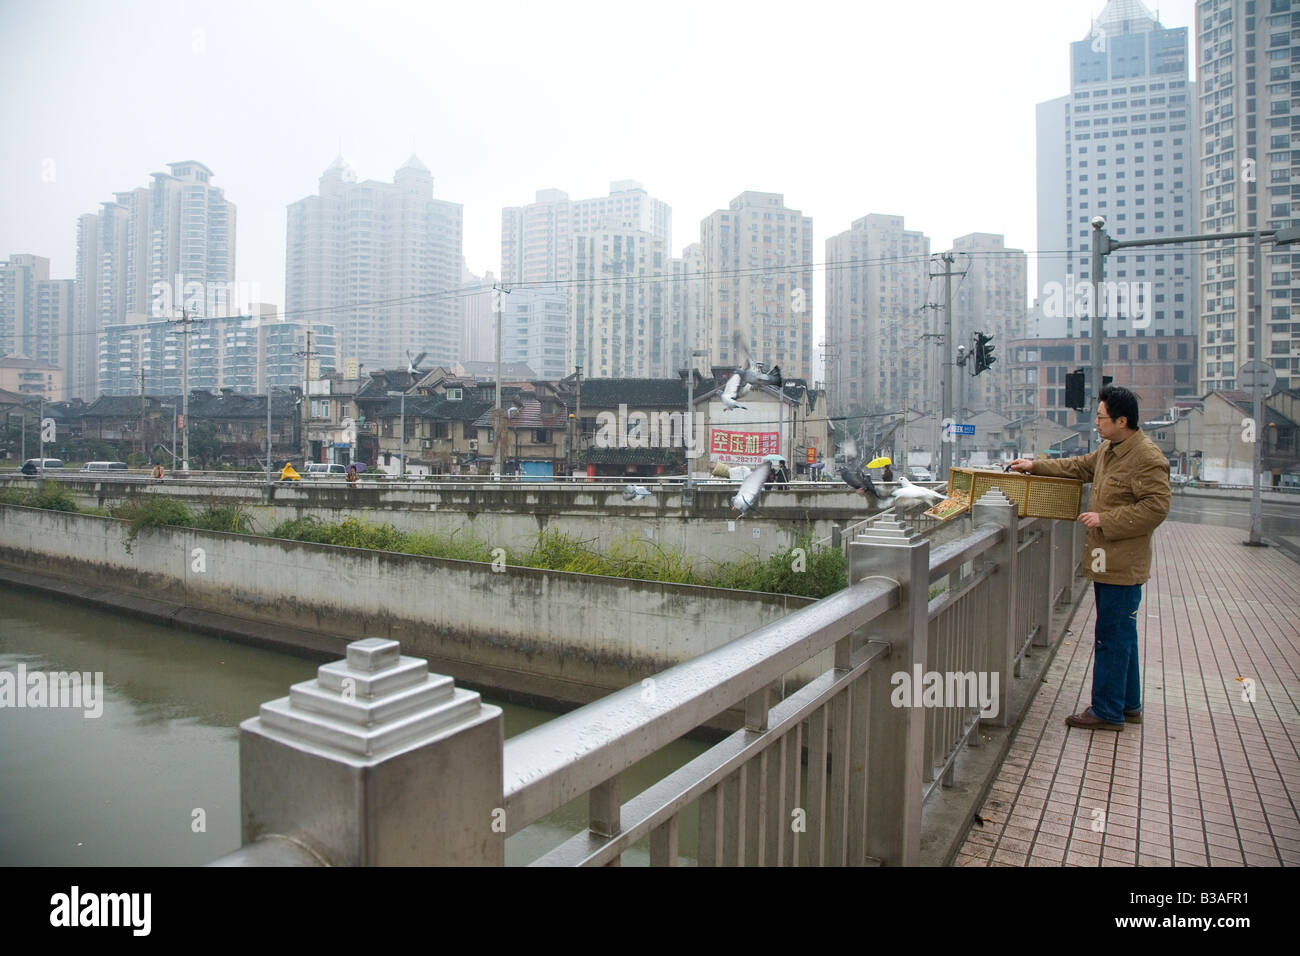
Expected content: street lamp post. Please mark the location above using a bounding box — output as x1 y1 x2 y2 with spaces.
386 390 407 479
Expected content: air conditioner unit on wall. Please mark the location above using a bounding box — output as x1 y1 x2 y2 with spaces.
469 439 478 450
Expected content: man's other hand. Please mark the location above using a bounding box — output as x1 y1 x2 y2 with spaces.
1078 511 1102 528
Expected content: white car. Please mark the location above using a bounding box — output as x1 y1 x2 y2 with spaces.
907 468 933 482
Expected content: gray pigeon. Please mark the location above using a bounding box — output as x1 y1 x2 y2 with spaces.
731 461 772 516
733 330 783 389
839 466 880 500
622 484 652 501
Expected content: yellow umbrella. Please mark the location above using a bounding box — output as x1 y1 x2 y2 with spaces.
866 457 892 469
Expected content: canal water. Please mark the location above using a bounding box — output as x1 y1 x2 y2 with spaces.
0 583 705 866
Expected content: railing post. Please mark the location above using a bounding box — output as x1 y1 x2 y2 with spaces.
1036 520 1053 647
234 638 504 865
972 490 1018 729
850 524 928 866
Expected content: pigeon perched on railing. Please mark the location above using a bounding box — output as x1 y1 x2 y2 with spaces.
839 466 880 500
731 461 772 516
622 484 652 501
889 476 948 513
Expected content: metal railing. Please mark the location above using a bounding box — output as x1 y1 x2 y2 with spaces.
210 486 1087 867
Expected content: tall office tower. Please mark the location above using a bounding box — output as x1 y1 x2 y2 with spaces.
824 214 931 416
1197 0 1299 392
502 287 568 380
0 256 75 387
699 192 813 382
570 220 670 378
286 156 464 373
460 269 498 365
671 242 706 373
951 234 1028 415
1036 1 1197 347
500 182 672 289
74 162 236 400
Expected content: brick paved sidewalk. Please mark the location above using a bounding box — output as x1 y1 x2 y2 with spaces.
956 520 1300 867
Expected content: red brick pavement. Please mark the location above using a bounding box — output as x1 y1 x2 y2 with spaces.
956 519 1300 867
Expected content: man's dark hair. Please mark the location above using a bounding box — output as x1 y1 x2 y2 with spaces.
1099 384 1140 430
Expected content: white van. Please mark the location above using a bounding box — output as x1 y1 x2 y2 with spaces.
80 461 129 473
305 463 347 477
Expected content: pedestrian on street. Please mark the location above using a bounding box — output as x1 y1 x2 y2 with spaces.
1008 384 1170 732
882 464 894 483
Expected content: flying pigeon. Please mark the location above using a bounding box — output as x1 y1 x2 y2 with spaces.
733 330 783 389
622 484 652 501
720 371 748 411
889 476 949 513
839 466 880 500
731 461 772 516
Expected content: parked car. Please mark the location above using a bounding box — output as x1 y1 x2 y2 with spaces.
1170 473 1192 486
80 461 128 473
305 463 348 477
907 467 933 482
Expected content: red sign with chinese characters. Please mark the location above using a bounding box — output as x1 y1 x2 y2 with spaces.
710 429 780 465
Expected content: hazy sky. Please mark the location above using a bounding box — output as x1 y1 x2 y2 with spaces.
1 0 1197 370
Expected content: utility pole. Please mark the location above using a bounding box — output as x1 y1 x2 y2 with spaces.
929 252 969 480
265 387 273 484
167 305 200 472
297 328 314 466
493 284 509 476
139 368 146 459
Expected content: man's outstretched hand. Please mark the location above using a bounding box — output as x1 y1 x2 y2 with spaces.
1007 458 1035 473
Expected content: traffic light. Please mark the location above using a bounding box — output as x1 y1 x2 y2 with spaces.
1065 370 1085 410
974 332 996 375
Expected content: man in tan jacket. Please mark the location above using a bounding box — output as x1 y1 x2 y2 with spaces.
1009 384 1170 732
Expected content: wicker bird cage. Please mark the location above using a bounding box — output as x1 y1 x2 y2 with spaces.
927 467 1083 521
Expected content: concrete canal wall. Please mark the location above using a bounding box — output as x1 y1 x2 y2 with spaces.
0 504 822 718
0 476 880 564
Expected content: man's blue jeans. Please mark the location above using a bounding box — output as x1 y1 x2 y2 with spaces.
1091 582 1143 724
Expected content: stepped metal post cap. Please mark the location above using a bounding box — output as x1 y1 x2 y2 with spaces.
252 637 487 762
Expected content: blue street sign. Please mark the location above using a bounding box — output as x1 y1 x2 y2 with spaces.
953 424 976 436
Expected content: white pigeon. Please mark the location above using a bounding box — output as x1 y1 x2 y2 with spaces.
889 476 948 513
731 461 772 516
720 371 748 411
622 484 652 501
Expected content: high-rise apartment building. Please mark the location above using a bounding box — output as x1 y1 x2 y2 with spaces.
500 182 671 288
74 161 236 400
98 309 335 396
1036 1 1197 347
1197 0 1299 392
460 269 498 365
699 192 813 382
672 242 706 373
824 214 931 416
951 234 1028 415
503 287 568 380
570 221 670 378
286 156 463 373
0 255 75 391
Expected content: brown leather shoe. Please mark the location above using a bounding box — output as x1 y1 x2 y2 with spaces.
1065 709 1124 731
1124 710 1142 724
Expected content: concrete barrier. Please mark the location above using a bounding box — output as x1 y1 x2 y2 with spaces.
0 504 822 719
0 476 883 564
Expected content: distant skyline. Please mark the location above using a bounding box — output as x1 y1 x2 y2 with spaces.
0 0 1197 378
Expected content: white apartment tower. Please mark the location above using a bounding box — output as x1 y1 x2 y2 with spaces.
500 182 672 288
570 221 671 378
1036 1 1197 348
74 161 236 400
0 255 75 380
699 192 814 382
1197 0 1299 392
950 233 1029 415
286 156 464 373
824 214 931 416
